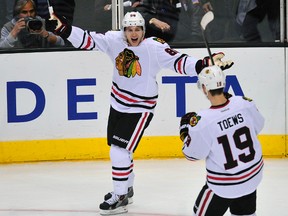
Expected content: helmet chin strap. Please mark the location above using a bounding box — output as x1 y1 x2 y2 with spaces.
201 84 209 97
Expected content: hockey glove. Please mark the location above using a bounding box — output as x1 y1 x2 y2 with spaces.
45 19 58 32
179 112 197 141
45 14 72 39
195 52 234 74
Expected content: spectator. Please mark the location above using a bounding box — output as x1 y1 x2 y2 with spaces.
201 0 240 42
238 0 280 42
187 0 204 41
0 0 15 28
180 65 264 215
0 0 64 49
92 0 112 33
173 0 204 42
136 0 181 42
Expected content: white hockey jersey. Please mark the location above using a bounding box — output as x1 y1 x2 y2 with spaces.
67 27 198 113
182 96 265 198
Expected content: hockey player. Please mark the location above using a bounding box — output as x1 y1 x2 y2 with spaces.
180 65 264 216
47 11 233 215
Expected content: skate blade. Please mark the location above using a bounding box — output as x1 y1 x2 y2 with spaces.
99 206 128 215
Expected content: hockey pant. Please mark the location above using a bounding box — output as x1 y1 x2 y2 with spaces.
193 184 257 216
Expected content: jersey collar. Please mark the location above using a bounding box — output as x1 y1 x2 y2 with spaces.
210 99 230 109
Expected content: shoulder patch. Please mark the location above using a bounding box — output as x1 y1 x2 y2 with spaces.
153 37 166 44
190 113 201 127
242 96 253 102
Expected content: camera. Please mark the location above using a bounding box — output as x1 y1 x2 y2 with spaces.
24 17 45 32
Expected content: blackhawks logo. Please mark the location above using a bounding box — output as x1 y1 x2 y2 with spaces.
190 114 201 127
115 48 142 78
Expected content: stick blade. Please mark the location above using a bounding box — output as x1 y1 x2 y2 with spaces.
200 11 214 30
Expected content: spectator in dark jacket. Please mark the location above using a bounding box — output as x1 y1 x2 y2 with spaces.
136 0 181 42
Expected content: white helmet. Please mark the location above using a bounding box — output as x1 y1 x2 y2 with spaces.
122 11 145 32
197 65 226 91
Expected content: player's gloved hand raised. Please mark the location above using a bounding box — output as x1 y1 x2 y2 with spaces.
179 112 197 141
45 19 57 32
195 52 234 74
45 14 71 39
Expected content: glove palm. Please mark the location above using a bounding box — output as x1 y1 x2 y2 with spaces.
46 14 71 39
196 52 234 74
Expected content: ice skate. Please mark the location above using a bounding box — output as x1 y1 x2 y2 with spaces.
104 187 134 204
99 192 128 215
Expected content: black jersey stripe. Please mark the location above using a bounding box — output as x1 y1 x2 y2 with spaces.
112 82 158 100
111 93 157 110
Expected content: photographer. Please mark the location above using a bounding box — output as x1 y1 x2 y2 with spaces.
0 0 64 49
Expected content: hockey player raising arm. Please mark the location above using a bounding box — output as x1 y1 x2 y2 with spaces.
179 65 265 216
47 11 233 215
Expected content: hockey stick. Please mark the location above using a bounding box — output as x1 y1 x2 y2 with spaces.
46 0 54 18
200 11 215 65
